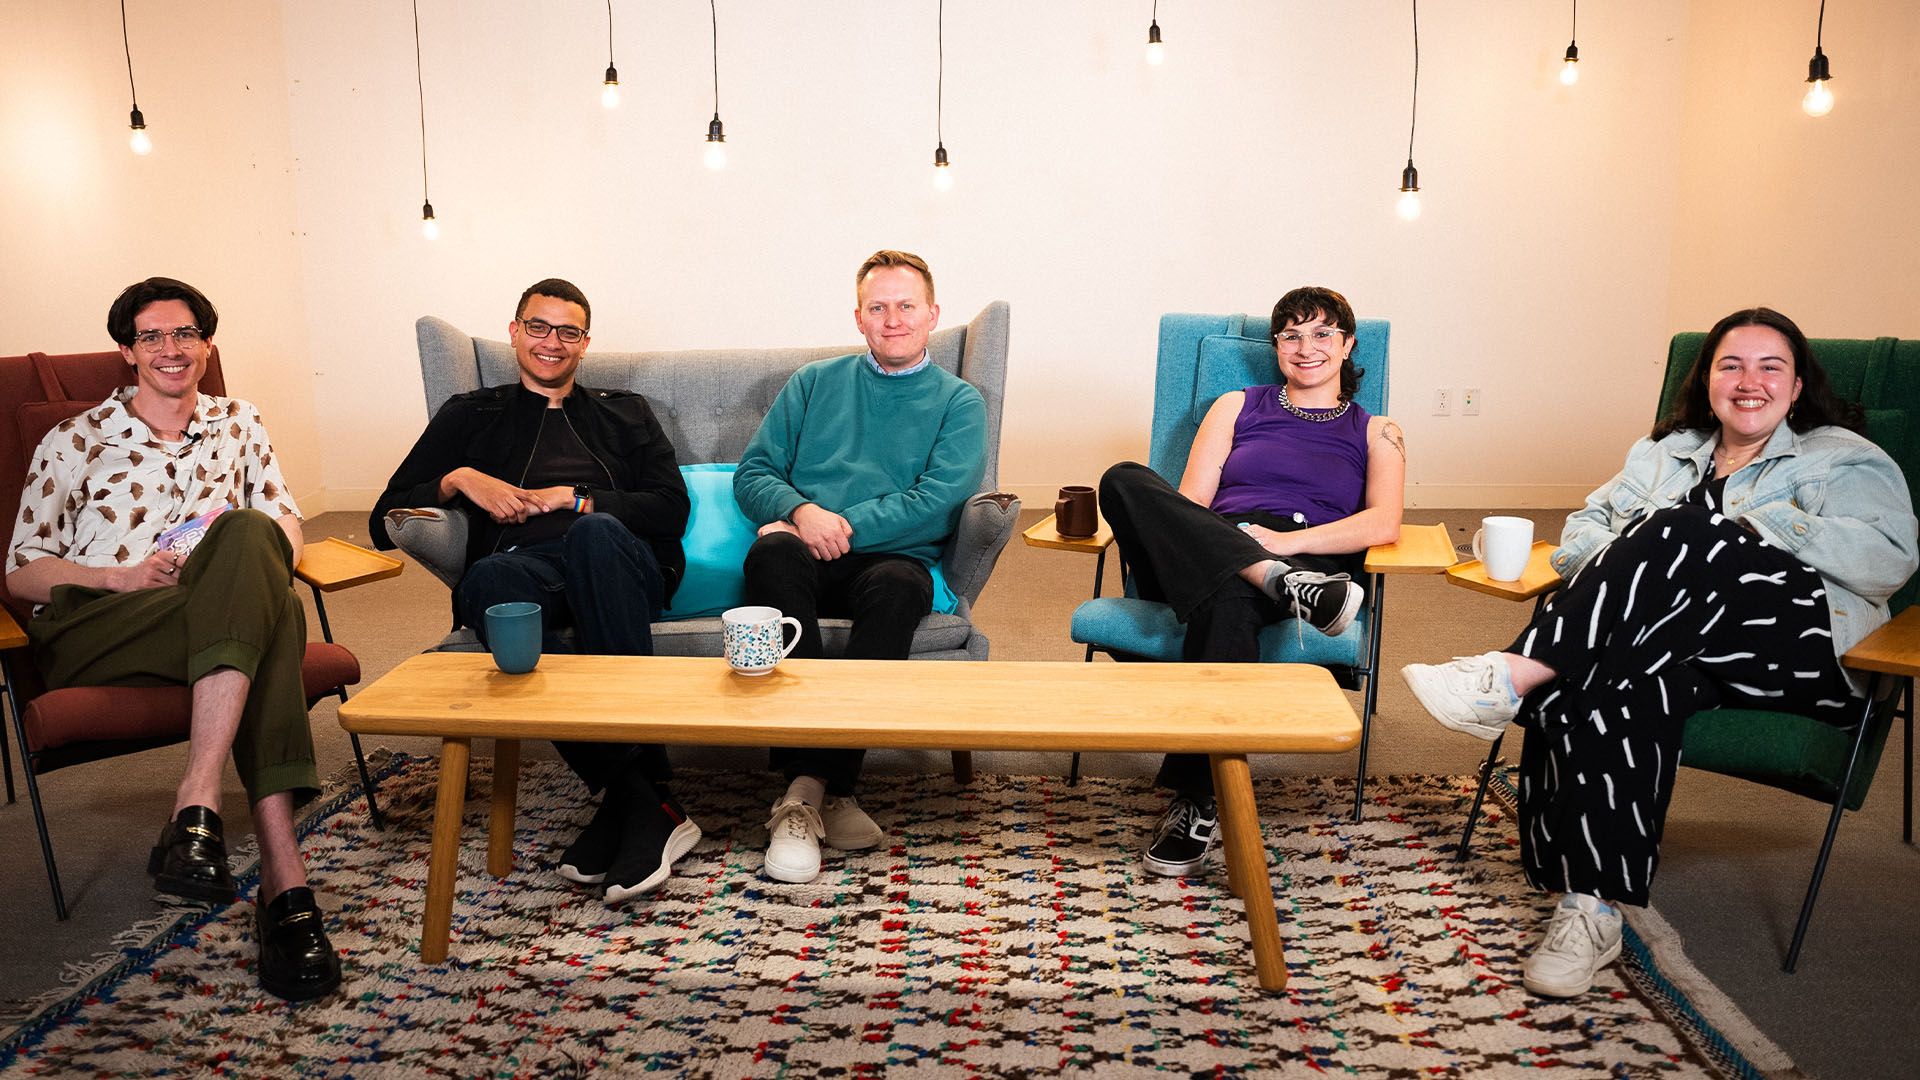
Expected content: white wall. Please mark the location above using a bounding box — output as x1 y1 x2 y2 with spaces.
6 2 1915 516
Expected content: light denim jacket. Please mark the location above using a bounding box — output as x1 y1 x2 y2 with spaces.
1552 423 1918 676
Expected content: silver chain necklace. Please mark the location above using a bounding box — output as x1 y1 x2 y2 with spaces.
1277 385 1350 423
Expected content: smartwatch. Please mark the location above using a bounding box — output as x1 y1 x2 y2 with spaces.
572 483 591 514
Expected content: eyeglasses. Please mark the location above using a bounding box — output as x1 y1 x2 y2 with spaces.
131 326 204 351
518 318 586 344
1275 328 1348 350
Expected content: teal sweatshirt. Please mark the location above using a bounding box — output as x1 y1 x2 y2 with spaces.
734 354 987 567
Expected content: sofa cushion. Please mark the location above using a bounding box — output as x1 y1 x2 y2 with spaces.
661 463 758 619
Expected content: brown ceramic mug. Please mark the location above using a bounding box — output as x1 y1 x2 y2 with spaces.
1054 485 1097 538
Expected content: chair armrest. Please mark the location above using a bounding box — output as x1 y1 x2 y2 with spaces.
295 537 405 592
940 492 1022 605
1842 607 1920 678
1363 522 1457 575
0 604 25 651
383 507 469 590
1022 512 1114 554
1445 540 1563 601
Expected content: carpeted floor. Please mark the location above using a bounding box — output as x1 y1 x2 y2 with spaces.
1 754 1782 1078
2 508 1916 1078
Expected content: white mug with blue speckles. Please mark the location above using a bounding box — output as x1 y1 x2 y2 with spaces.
722 605 803 675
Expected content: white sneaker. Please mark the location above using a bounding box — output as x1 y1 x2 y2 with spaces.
821 796 884 851
1401 652 1521 740
763 797 825 883
1523 893 1623 997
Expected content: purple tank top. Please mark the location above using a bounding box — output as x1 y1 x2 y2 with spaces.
1208 386 1370 524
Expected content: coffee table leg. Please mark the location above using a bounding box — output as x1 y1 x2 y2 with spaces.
1211 752 1288 991
489 738 520 878
422 737 470 964
1212 756 1246 899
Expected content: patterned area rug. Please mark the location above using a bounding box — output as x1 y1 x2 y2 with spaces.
1 753 1794 1078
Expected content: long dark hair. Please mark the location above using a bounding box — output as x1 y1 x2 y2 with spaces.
1651 306 1865 439
1271 286 1365 402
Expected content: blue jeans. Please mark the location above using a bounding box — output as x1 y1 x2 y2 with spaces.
455 513 671 791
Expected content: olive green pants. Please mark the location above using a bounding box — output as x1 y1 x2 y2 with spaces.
27 509 318 804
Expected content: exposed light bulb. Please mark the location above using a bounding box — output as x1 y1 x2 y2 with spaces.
1560 41 1579 86
1396 161 1421 221
932 144 952 191
421 200 439 240
704 115 727 169
602 65 620 109
1145 22 1165 66
1802 46 1834 117
128 107 151 155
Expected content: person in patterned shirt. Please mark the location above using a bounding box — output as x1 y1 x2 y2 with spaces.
5 277 340 1002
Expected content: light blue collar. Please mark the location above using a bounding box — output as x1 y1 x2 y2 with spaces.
864 350 930 377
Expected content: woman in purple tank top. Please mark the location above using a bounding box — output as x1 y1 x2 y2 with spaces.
1097 286 1407 878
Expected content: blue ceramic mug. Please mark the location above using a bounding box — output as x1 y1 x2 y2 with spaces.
484 601 543 675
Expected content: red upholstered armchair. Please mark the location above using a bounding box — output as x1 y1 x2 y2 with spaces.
0 349 400 919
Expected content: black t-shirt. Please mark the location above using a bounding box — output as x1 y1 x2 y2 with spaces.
498 407 601 549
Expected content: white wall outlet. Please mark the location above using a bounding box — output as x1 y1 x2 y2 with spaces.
1433 388 1452 416
1462 387 1481 415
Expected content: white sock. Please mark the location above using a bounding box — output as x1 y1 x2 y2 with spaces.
784 775 826 808
1489 653 1522 705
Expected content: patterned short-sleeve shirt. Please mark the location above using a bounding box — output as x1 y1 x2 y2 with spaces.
8 389 301 570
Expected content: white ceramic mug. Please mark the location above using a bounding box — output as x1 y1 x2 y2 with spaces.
721 605 803 675
1472 516 1535 583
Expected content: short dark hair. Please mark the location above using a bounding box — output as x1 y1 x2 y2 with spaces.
1652 306 1866 439
855 250 935 304
516 278 591 330
1271 286 1364 402
106 277 218 347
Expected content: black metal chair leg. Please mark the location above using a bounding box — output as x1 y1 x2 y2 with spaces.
312 586 383 828
1352 574 1386 822
0 682 15 804
1783 675 1881 973
1068 752 1082 786
1903 677 1913 845
3 657 66 918
1457 733 1507 861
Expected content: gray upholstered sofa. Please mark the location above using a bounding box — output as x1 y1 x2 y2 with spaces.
384 302 1018 660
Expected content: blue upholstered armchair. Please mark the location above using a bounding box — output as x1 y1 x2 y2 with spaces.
1067 312 1453 820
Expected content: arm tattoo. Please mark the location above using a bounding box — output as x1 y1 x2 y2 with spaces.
1377 421 1407 460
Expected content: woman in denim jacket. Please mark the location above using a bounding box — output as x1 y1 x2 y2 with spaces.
1402 307 1918 1000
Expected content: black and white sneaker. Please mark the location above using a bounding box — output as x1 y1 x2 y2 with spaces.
557 789 628 885
1144 795 1219 877
603 793 702 904
1262 565 1363 637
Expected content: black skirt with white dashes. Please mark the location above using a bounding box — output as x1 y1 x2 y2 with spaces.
1507 475 1858 906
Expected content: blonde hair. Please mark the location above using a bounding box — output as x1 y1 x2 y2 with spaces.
855 250 935 304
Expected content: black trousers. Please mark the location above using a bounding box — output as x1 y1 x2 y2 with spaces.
1509 502 1856 905
742 531 934 795
1099 461 1364 799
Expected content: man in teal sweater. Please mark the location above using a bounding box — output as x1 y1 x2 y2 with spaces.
734 249 987 884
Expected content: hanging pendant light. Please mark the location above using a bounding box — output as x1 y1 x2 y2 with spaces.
932 0 952 191
1802 0 1835 117
703 0 727 169
1396 0 1421 221
411 0 438 238
1559 0 1579 86
119 1 150 155
601 0 620 108
1145 2 1165 66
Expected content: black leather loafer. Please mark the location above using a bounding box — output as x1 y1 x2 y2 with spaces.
147 805 237 903
257 886 342 1002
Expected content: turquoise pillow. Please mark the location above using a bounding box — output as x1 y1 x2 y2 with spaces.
660 463 959 620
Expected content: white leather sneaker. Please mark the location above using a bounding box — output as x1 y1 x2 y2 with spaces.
763 797 825 883
1523 893 1623 997
1401 653 1522 740
821 796 884 851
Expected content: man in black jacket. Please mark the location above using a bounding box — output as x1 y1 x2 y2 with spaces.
370 278 699 904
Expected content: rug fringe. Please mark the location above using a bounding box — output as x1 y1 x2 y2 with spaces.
0 903 203 1029
1626 904 1807 1080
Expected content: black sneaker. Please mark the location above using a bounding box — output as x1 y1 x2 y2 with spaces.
1144 795 1219 877
1263 566 1363 636
557 790 630 885
603 793 702 904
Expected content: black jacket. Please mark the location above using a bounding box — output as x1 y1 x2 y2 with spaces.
370 383 689 602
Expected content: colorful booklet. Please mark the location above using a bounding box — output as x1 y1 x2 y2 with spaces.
155 504 233 559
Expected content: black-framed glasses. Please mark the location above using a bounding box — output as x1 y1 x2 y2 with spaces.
131 326 204 351
519 318 586 344
1275 327 1347 350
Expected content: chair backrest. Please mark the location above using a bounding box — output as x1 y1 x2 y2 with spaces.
1658 333 1920 614
1146 314 1392 484
415 302 1011 489
1 349 227 686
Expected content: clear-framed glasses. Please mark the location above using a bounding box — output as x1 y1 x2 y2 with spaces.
131 326 204 351
518 318 586 344
1274 327 1348 351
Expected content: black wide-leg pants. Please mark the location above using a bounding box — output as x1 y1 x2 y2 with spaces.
1509 501 1857 906
1099 461 1364 798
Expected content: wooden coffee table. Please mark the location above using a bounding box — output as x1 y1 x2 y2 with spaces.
337 653 1362 990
